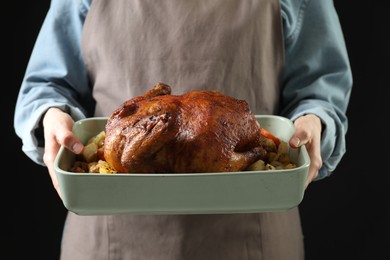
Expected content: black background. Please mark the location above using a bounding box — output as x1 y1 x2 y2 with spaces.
7 1 389 259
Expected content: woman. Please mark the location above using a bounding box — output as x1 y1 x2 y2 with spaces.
15 0 352 259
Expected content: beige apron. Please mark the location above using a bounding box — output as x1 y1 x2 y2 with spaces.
60 0 304 259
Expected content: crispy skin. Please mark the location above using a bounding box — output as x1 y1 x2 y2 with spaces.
104 83 267 173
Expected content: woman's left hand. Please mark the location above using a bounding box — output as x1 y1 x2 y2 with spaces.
289 114 323 189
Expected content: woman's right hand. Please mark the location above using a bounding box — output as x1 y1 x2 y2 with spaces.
42 107 84 198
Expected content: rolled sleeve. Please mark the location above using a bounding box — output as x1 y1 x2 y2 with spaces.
14 0 94 165
280 0 353 179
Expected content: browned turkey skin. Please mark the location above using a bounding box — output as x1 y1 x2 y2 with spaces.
104 83 267 173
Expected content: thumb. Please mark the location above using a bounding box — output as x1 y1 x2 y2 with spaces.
69 140 84 154
289 135 301 148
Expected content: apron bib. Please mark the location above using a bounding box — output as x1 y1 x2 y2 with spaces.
60 0 304 259
82 0 283 116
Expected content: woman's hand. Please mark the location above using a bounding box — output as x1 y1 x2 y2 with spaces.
42 107 84 198
289 114 323 188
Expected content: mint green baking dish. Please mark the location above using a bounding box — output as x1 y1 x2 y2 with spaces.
54 115 309 215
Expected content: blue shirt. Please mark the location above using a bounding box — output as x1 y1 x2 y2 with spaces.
14 0 352 180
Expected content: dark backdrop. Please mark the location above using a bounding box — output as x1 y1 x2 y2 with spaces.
7 1 389 259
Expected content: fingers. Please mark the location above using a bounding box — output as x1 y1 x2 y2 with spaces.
43 130 61 196
304 139 322 188
42 107 84 197
289 114 323 188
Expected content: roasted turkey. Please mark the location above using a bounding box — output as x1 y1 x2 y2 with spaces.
104 83 267 173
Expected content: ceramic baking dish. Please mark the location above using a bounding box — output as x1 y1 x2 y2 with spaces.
54 115 309 215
